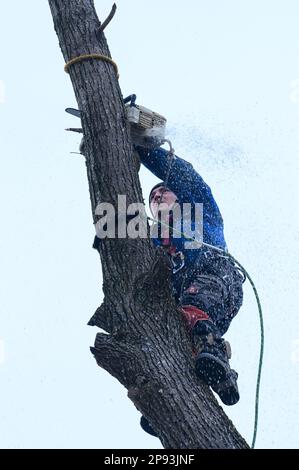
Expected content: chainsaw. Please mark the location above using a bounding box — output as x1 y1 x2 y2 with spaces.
65 94 167 153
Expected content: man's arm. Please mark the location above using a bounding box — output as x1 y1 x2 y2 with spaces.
136 146 224 226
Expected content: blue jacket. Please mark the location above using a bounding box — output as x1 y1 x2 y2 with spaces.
137 146 227 297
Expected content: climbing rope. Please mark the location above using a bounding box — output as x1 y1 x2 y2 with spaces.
64 53 119 78
147 207 264 449
151 139 176 207
161 139 175 189
227 252 264 449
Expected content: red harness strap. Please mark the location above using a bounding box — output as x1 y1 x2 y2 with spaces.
180 305 210 332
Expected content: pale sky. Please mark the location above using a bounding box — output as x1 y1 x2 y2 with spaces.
1 0 299 449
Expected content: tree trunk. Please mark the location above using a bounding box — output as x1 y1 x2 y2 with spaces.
48 0 249 449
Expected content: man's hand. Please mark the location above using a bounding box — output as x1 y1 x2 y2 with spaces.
130 125 164 149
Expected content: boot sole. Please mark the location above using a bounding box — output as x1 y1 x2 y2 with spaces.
195 353 227 387
217 387 240 406
196 353 240 406
140 416 158 437
213 370 240 405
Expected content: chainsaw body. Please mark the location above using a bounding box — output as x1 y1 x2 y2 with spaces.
66 94 167 151
124 95 167 148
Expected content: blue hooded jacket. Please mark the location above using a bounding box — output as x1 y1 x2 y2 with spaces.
137 146 228 297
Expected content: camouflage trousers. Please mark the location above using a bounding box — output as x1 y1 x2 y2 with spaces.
177 249 245 336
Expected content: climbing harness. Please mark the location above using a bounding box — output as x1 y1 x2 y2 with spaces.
170 250 185 274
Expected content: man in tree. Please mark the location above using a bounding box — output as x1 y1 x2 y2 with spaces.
135 145 245 435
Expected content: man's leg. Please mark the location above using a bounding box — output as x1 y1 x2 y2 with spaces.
179 263 243 405
190 318 239 405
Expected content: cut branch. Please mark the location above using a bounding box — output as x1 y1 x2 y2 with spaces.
88 303 111 332
97 3 117 37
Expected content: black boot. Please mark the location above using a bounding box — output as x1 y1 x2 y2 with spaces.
192 320 240 406
140 416 158 437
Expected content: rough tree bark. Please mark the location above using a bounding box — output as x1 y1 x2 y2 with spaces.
48 0 249 449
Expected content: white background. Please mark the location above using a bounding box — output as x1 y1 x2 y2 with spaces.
1 0 299 448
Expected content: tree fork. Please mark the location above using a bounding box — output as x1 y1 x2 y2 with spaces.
48 0 249 449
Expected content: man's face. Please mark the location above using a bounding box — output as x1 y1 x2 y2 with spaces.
150 186 177 217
